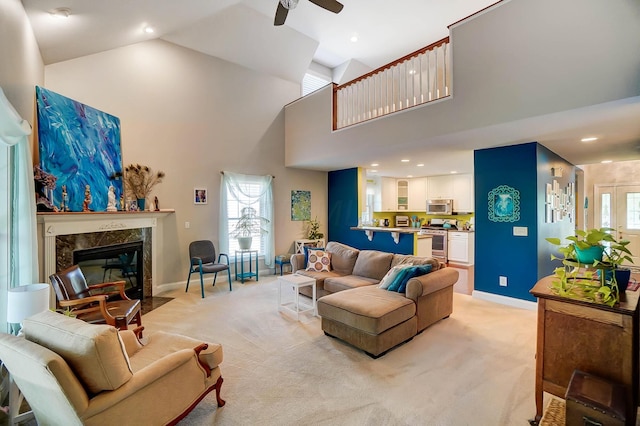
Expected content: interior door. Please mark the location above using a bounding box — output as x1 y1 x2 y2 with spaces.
595 184 640 265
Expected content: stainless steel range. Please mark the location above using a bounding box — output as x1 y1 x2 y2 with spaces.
419 219 457 264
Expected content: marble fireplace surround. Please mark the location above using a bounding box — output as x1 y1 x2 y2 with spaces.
38 210 173 298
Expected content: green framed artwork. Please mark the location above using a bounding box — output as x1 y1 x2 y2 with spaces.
291 190 311 221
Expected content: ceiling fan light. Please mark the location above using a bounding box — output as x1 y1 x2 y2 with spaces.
280 0 299 10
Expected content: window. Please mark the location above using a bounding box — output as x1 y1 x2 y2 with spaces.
220 172 274 267
302 72 331 96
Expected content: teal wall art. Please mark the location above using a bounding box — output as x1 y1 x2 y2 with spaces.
291 190 311 221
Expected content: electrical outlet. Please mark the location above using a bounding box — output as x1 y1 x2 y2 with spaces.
185 221 190 229
499 276 507 287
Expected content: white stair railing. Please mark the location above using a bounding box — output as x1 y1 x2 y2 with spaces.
333 37 451 130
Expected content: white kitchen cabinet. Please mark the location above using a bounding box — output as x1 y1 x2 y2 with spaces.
447 231 475 265
378 177 397 212
452 174 474 212
427 175 454 200
396 179 409 211
408 178 427 211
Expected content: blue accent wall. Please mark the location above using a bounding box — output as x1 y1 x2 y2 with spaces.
328 168 413 254
474 142 575 302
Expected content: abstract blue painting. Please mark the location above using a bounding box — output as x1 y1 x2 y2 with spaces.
36 86 123 212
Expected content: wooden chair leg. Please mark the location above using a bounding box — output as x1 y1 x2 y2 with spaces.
215 376 225 407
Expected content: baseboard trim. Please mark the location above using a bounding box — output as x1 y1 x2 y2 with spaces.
154 268 274 296
471 290 537 311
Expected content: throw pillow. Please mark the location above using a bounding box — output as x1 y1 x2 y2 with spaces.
303 246 324 265
378 264 414 290
396 264 433 293
306 250 332 272
386 267 414 292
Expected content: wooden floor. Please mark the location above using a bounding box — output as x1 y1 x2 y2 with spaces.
448 264 474 295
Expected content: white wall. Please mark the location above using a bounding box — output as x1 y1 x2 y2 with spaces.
284 0 640 170
44 39 327 287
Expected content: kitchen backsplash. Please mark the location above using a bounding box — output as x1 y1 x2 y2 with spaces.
372 212 474 227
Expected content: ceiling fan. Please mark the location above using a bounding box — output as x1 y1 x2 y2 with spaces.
274 0 344 26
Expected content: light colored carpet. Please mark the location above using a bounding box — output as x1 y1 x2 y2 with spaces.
143 276 538 425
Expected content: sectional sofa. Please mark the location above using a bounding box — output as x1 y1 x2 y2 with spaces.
291 242 459 357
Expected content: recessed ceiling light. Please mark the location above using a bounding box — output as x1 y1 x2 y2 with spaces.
416 163 424 167
581 137 598 142
350 34 359 43
401 159 410 163
49 7 71 18
601 160 613 164
370 169 378 173
450 171 457 174
144 26 155 34
407 175 413 178
370 163 379 167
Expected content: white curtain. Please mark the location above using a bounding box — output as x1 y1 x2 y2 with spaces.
0 87 38 296
220 171 274 267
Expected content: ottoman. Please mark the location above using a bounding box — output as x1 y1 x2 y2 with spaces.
317 286 417 358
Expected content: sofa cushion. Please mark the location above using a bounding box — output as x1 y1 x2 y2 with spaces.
306 250 332 272
391 254 441 271
295 269 343 292
318 286 416 335
324 275 379 293
352 250 394 281
378 264 415 290
23 310 133 394
325 242 360 275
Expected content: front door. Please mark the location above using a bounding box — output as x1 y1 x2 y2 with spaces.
595 184 640 265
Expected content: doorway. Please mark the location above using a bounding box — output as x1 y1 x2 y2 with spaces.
594 184 640 265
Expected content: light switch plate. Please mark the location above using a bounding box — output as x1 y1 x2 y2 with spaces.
513 226 528 236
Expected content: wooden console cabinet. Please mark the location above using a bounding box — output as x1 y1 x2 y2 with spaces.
530 275 639 425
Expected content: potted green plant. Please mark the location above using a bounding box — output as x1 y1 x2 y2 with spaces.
546 228 620 307
599 238 634 292
231 207 269 250
306 217 324 240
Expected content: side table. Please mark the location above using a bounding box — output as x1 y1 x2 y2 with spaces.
277 274 316 320
235 250 258 283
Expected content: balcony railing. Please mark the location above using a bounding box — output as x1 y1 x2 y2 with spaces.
333 37 450 130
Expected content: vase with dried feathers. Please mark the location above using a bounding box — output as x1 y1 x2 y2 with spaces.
123 164 165 211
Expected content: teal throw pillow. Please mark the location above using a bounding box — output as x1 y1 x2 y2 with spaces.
386 267 413 292
378 264 414 290
396 264 432 293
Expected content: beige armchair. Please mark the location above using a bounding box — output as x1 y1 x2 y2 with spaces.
0 310 224 425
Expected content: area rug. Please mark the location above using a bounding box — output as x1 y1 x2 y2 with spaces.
540 398 565 426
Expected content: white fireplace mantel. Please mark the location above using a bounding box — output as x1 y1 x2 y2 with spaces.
37 210 174 296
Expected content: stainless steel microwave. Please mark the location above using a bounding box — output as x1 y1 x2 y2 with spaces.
427 199 453 215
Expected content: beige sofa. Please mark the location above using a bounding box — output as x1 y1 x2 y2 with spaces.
0 310 224 425
291 242 459 357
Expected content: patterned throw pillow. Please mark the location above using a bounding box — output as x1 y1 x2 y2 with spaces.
306 250 332 272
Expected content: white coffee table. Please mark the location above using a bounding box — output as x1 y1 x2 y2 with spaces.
277 274 316 320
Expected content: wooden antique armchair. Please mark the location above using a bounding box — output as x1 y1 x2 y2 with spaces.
49 264 142 331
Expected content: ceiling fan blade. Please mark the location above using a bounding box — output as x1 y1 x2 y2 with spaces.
308 0 344 14
274 2 289 26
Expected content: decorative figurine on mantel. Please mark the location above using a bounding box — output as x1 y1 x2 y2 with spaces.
60 185 69 212
120 195 124 211
82 184 92 212
154 196 160 211
106 185 117 212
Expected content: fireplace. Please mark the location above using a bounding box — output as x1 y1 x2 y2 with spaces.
73 241 144 300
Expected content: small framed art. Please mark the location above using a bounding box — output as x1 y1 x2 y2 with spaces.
194 188 207 204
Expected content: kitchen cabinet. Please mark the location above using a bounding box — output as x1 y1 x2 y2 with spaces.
427 175 454 200
427 174 474 213
452 174 474 212
376 177 397 212
408 178 427 211
397 179 409 211
447 231 474 265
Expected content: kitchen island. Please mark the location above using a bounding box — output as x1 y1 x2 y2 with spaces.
350 226 432 257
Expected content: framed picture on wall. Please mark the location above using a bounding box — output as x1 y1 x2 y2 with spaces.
194 188 207 205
